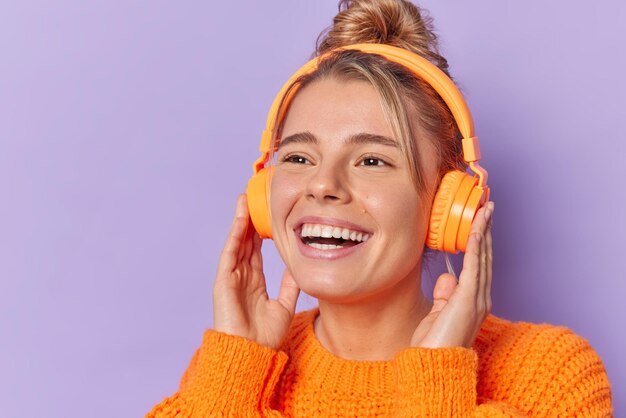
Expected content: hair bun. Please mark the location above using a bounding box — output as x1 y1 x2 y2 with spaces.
316 0 450 76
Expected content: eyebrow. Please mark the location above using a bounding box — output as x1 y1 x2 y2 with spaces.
278 131 399 149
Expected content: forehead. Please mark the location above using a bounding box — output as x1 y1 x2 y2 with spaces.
280 77 395 142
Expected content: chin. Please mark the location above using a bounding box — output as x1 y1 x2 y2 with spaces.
292 270 365 304
294 270 395 305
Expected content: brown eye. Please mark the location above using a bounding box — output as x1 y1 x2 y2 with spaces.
283 154 309 164
360 156 387 167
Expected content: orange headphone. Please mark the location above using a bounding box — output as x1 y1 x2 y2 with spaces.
246 43 490 253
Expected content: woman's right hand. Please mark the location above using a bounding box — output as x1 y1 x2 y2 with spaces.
212 194 301 350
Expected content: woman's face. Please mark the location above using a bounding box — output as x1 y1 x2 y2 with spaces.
270 77 438 303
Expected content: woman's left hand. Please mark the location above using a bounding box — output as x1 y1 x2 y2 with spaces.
410 201 494 348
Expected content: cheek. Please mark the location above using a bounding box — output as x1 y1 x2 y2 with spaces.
366 183 424 229
269 172 299 219
269 172 301 251
367 185 430 258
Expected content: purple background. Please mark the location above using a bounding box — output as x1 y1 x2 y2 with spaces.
1 1 624 416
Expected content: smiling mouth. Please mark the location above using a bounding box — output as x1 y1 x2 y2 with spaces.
299 223 371 250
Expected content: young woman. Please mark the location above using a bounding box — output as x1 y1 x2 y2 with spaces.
147 1 612 416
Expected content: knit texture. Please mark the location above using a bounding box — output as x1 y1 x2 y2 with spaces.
146 308 612 417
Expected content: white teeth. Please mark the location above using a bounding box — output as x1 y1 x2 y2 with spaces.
308 243 343 250
299 222 371 245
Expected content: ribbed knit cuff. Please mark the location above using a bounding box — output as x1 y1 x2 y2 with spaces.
393 347 477 417
181 329 288 414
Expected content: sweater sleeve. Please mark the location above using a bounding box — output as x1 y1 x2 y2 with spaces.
392 327 612 417
146 330 288 417
392 346 521 417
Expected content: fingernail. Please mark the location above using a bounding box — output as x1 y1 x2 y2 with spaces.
484 201 494 223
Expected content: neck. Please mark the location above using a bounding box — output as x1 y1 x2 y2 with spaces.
313 266 432 361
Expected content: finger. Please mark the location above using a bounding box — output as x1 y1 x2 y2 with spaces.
431 272 457 313
485 226 493 312
277 269 301 316
472 202 491 236
479 202 490 293
250 230 264 270
485 202 494 311
479 216 487 307
476 201 494 312
459 201 491 293
241 212 256 264
218 194 250 273
458 231 481 295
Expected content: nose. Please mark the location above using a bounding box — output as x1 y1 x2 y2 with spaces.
305 160 351 204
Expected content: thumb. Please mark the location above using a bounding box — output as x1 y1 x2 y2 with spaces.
277 269 301 316
431 273 457 313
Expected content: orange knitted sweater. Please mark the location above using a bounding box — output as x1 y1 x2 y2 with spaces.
147 308 612 417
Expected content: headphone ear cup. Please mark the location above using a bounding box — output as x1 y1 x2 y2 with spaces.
455 185 486 252
246 167 272 239
427 171 465 252
427 170 485 253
